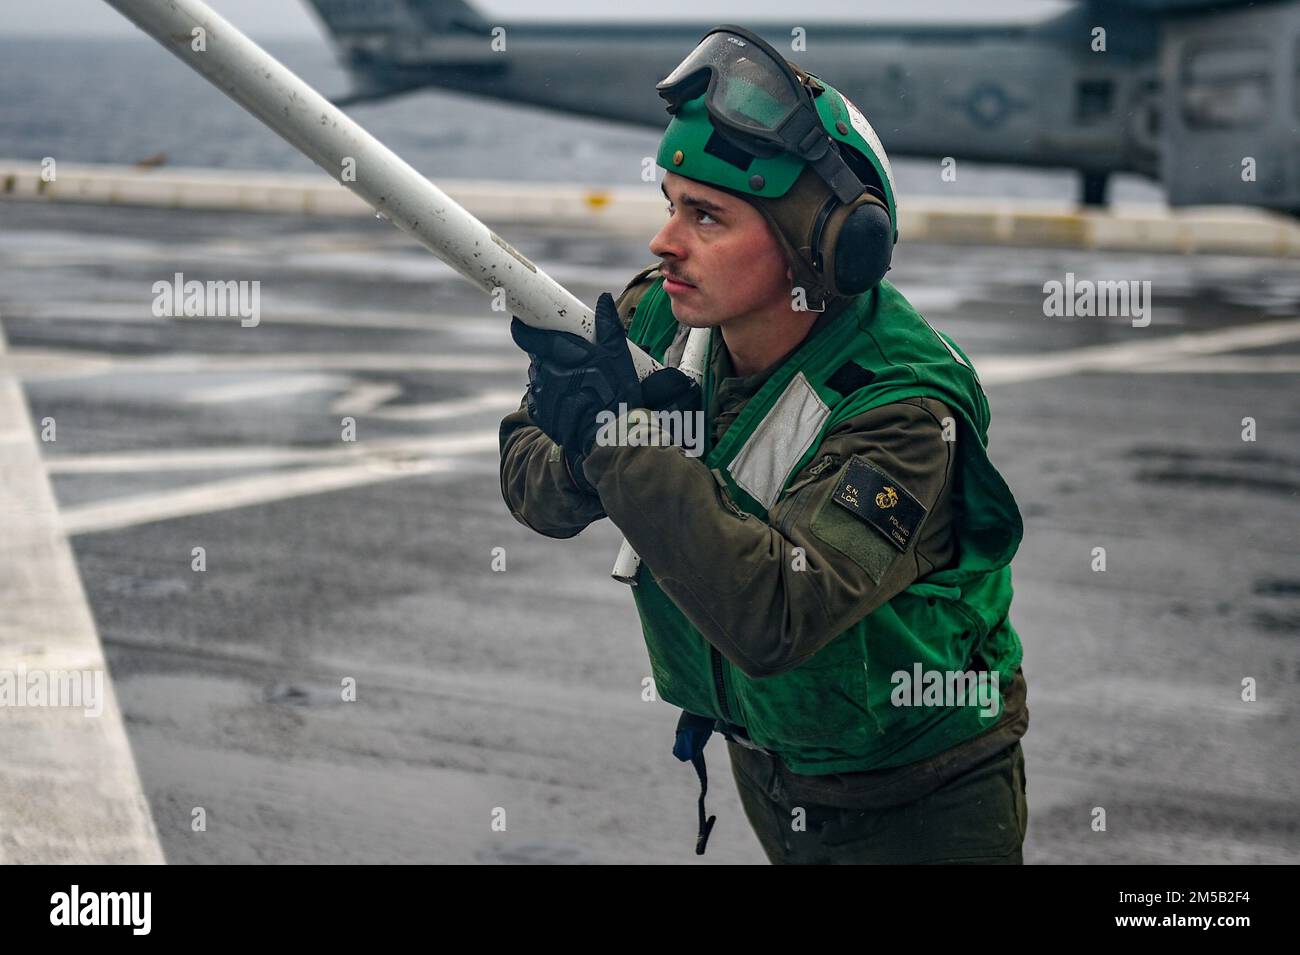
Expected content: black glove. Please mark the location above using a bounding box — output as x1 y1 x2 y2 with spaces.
510 292 643 494
641 366 702 416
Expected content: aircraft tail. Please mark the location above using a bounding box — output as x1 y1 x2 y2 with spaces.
303 0 494 105
405 0 490 32
303 0 488 41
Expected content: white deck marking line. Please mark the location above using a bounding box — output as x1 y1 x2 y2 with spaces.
367 389 522 421
2 349 523 377
1129 354 1300 374
329 382 403 415
976 317 1300 385
45 429 502 475
185 373 349 403
5 301 516 335
0 325 164 863
60 451 501 537
0 346 117 380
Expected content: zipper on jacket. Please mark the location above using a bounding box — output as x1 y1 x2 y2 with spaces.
711 647 733 723
710 467 749 520
781 453 841 498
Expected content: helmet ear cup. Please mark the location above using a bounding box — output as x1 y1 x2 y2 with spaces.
745 166 895 305
828 199 893 296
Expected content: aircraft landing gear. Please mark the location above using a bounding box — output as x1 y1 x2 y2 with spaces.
1080 171 1109 207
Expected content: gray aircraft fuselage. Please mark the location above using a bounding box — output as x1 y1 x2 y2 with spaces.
305 0 1300 212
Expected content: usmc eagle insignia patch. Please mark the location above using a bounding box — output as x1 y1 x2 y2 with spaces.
830 456 927 552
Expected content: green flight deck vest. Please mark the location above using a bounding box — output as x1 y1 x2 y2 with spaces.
625 277 1024 775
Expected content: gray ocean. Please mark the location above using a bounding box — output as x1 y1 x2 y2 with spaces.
0 35 1162 201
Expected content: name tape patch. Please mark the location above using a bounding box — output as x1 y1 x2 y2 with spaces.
829 455 927 552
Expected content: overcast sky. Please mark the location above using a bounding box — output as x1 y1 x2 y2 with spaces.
3 1 1073 38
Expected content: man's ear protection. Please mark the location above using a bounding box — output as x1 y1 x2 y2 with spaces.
748 164 894 306
811 190 894 298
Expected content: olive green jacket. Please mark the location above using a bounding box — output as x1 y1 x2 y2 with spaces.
499 266 1027 779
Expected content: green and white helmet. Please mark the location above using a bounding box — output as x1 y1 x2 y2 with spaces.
654 25 898 302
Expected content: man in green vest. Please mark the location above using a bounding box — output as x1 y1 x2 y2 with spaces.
500 25 1029 864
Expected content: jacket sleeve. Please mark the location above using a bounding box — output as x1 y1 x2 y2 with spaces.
579 396 958 678
497 264 663 539
498 396 609 539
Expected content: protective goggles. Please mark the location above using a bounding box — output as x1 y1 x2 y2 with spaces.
656 25 866 204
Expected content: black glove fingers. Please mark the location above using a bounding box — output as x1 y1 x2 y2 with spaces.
509 316 543 354
550 335 594 366
593 292 623 345
641 367 701 413
511 316 593 366
640 367 687 405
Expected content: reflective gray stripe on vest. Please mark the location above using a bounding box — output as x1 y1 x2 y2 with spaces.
924 318 979 383
727 371 830 510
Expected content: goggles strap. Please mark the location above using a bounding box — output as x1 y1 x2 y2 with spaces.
775 108 865 205
812 149 867 205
